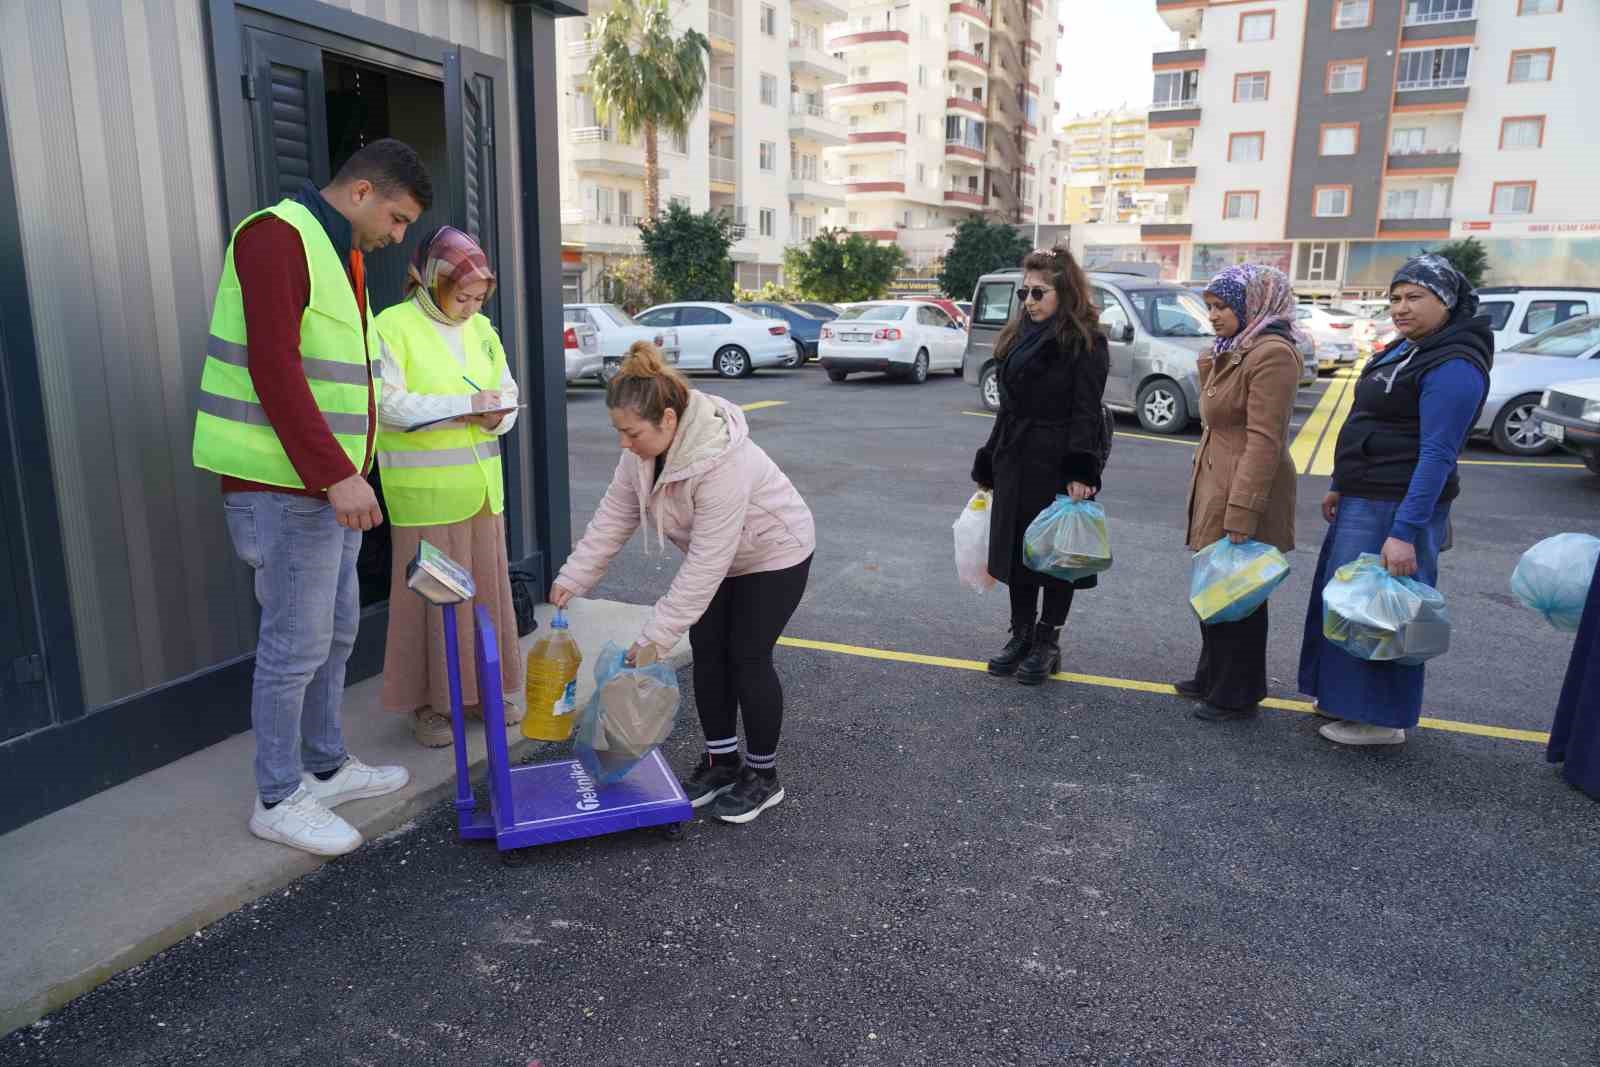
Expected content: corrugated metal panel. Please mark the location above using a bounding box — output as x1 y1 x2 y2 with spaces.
0 0 254 707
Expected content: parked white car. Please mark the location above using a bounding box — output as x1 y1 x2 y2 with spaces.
560 319 600 383
819 301 966 384
1296 305 1360 370
632 302 793 377
1474 315 1600 455
563 303 680 384
1476 287 1597 352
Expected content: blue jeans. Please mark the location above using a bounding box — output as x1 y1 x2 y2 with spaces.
224 493 361 803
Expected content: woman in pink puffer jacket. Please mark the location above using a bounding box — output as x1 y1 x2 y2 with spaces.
551 342 815 825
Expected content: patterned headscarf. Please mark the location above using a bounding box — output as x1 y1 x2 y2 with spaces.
1390 253 1464 311
1203 263 1302 356
406 226 496 325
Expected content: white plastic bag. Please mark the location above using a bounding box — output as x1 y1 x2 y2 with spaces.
953 491 996 593
1510 532 1600 633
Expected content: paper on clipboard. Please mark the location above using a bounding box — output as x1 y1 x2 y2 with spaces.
404 404 526 432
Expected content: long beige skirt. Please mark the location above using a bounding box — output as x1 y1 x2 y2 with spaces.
383 504 525 715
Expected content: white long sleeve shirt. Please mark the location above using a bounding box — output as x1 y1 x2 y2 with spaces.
377 317 519 436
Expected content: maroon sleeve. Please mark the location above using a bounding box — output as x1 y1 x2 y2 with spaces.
233 218 357 492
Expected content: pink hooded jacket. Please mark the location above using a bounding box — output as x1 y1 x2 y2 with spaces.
555 391 816 651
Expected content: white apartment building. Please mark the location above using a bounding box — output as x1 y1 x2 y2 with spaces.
1072 0 1600 297
558 0 850 299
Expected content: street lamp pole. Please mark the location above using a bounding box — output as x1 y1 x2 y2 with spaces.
1032 146 1059 248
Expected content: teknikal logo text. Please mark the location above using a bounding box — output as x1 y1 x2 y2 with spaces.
569 762 600 811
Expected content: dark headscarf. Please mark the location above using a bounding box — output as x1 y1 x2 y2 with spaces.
1390 253 1465 311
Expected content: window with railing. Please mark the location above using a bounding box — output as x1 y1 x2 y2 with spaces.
1397 46 1471 90
1404 0 1474 26
709 83 737 112
944 115 986 151
790 91 826 118
709 3 736 40
1152 70 1199 110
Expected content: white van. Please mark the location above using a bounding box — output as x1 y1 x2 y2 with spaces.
1475 287 1598 352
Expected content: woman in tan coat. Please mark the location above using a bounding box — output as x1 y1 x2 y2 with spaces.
1179 263 1303 721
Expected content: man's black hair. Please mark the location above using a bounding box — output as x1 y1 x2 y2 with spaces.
332 138 434 211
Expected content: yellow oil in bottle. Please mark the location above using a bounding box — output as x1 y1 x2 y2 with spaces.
522 610 583 741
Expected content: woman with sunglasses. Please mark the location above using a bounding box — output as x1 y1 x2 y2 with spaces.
971 247 1110 685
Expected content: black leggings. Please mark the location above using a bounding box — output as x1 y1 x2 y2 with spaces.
688 555 812 760
1008 577 1076 628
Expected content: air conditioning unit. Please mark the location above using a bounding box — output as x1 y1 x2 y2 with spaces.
872 103 885 113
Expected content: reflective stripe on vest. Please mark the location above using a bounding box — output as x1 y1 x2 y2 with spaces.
374 300 508 527
192 198 380 490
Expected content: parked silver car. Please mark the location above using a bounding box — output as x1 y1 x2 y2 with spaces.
1475 314 1600 455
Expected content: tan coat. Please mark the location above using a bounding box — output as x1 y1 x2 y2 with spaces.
1185 333 1301 553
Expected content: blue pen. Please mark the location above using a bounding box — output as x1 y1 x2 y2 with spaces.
462 375 483 390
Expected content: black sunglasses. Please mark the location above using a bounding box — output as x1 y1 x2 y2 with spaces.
1016 286 1050 303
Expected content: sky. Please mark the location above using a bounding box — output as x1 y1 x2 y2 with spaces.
1053 1 1175 125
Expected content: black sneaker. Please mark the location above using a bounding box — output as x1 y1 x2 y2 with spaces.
711 769 785 825
681 758 742 809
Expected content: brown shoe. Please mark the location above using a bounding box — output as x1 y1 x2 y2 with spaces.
412 707 453 748
464 699 526 729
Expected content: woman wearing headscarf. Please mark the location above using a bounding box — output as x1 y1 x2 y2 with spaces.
1299 254 1493 746
971 247 1110 686
374 226 524 748
1179 264 1303 721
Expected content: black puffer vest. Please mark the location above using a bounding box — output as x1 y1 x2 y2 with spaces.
1331 303 1493 504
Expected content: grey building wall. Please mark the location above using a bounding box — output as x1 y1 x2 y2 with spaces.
0 0 517 709
1284 0 1400 240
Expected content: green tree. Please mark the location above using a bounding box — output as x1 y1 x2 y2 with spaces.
937 215 1032 301
784 230 907 303
735 280 805 303
638 202 735 301
598 256 669 314
1428 236 1490 289
588 0 709 221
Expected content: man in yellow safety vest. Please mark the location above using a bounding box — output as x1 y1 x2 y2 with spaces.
193 139 431 856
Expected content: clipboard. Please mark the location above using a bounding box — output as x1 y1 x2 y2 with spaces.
404 404 526 433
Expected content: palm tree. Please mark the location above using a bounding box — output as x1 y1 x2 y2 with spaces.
588 0 710 222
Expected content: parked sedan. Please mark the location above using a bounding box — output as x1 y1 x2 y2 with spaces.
1296 305 1360 370
560 318 601 383
1474 315 1600 455
563 303 680 384
790 302 840 322
1534 378 1600 474
819 301 966 384
739 302 822 366
633 302 794 377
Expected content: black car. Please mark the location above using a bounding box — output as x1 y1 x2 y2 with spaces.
789 302 840 322
739 302 824 364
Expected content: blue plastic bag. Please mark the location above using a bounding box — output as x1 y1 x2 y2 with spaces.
574 641 680 785
1510 532 1600 633
1189 538 1290 624
1022 497 1113 582
1322 553 1450 666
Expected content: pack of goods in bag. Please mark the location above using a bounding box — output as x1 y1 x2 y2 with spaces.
1510 532 1600 633
574 641 680 785
1023 497 1113 583
953 490 996 593
1188 538 1291 624
1322 553 1450 665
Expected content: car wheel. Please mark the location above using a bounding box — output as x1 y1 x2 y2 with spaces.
906 350 929 384
715 345 751 378
1136 378 1189 434
980 363 1001 412
1586 453 1600 476
784 341 805 369
827 369 849 382
1491 394 1557 456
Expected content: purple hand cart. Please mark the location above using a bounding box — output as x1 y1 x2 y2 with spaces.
413 543 692 854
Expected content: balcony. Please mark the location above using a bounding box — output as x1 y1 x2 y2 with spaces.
1403 1 1474 27
709 155 736 185
567 38 599 75
828 29 910 51
946 96 986 119
569 127 653 179
789 100 847 146
843 178 907 196
1149 101 1201 127
708 9 737 48
944 189 986 207
1386 150 1461 174
946 140 986 164
948 49 987 77
568 210 643 231
789 39 847 83
950 0 990 27
792 0 848 20
845 130 907 147
788 175 846 206
1144 165 1194 185
826 80 909 105
708 83 736 116
1152 47 1205 68
1392 88 1469 113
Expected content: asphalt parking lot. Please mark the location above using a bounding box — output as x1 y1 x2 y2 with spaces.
8 361 1598 1067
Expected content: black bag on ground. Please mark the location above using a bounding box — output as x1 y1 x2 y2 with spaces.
508 567 541 637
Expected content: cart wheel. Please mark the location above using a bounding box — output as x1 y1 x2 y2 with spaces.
659 822 686 841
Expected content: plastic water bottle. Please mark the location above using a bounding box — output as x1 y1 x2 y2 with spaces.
522 609 582 741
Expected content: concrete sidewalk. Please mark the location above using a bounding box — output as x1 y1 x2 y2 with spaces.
0 598 686 1038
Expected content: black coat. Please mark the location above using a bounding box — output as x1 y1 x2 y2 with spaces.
971 330 1111 589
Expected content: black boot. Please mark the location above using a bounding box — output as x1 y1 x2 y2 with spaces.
987 618 1035 676
1015 624 1061 686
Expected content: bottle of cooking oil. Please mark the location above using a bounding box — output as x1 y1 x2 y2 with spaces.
522 609 582 741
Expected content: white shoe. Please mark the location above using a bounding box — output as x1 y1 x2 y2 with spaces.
1310 700 1336 719
249 785 362 856
1319 721 1407 747
301 755 410 808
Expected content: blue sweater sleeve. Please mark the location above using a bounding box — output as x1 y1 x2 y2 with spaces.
1390 359 1487 543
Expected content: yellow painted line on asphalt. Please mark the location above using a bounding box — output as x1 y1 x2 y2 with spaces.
961 411 1195 447
1307 368 1360 476
1459 458 1583 470
740 400 788 412
1289 368 1353 474
777 634 1550 745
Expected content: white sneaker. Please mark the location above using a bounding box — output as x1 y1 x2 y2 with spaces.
1319 721 1407 747
302 756 410 808
249 785 362 856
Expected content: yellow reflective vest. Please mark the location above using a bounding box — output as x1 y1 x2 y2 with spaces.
374 299 508 527
192 199 379 488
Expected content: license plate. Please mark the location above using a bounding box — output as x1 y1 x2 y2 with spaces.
1543 421 1565 442
844 332 871 343
663 350 679 364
